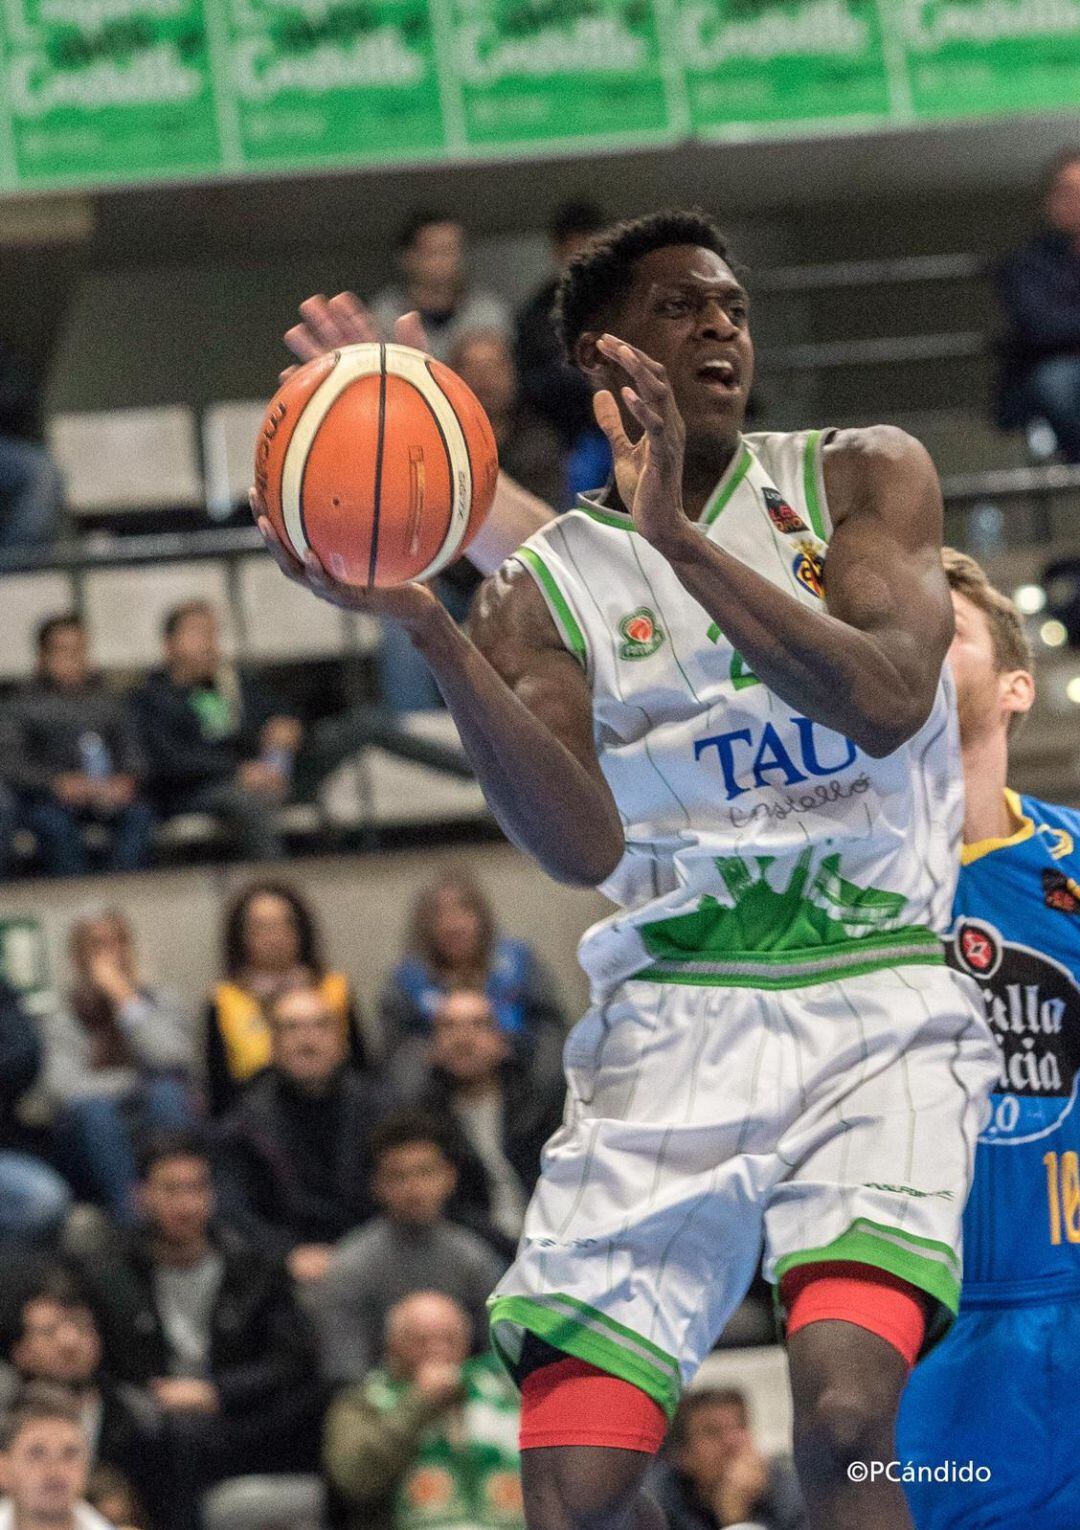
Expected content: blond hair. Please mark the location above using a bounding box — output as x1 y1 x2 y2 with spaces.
942 548 1033 674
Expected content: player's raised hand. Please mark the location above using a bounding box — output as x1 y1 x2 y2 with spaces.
280 293 430 383
250 489 440 629
593 335 690 557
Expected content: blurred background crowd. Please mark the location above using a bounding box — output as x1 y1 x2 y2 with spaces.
0 97 1079 1530
2 158 1080 880
0 866 800 1530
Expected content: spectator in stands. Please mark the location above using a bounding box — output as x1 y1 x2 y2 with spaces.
205 881 366 1117
0 1270 167 1529
380 867 565 1062
0 979 72 1245
650 1388 806 1530
0 1383 112 1530
80 1132 324 1530
997 148 1080 461
0 339 63 548
312 1111 505 1384
513 201 612 499
405 990 564 1249
369 213 510 364
449 331 568 510
0 615 153 878
324 1291 523 1530
130 602 296 863
215 985 390 1285
40 909 195 1224
133 602 470 854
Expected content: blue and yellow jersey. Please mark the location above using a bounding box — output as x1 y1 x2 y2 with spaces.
947 790 1080 1306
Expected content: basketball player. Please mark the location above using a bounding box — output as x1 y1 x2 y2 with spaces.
256 211 999 1530
898 553 1080 1530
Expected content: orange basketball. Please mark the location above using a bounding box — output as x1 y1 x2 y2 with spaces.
255 342 499 587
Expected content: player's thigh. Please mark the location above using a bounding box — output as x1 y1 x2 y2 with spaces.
763 965 999 1326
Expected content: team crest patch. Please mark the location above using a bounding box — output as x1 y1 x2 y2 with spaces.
619 608 665 659
953 918 1002 979
792 547 825 600
1043 868 1080 915
763 486 808 535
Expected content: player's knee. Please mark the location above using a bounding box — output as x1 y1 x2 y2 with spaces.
793 1381 895 1483
521 1446 650 1530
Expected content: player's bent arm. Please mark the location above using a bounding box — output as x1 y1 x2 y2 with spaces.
817 426 954 747
465 472 556 575
410 564 624 887
658 428 952 756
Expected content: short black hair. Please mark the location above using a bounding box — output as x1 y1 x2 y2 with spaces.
397 210 459 251
370 1109 455 1168
555 209 733 360
36 613 83 654
669 1386 749 1447
549 200 605 246
162 599 214 642
20 1269 95 1323
136 1128 210 1181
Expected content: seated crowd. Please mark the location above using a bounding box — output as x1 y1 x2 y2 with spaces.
0 599 472 880
0 867 798 1530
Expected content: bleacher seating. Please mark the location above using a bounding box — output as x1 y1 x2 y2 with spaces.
202 401 272 521
0 236 1072 876
48 406 203 517
82 560 236 671
236 555 380 662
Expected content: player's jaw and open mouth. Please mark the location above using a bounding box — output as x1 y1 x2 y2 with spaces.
695 355 742 403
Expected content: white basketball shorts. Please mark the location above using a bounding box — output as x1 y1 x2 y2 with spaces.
489 963 999 1418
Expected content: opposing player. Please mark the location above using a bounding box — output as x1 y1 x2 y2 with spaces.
898 553 1080 1529
257 211 999 1530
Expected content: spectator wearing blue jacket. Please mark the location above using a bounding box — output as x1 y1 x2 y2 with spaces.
997 148 1080 461
0 979 72 1244
379 869 566 1083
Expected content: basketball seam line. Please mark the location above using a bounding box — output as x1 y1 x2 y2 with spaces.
394 374 455 564
368 343 387 589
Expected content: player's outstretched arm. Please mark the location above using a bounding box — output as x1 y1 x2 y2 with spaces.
255 507 622 886
279 292 555 572
599 336 951 756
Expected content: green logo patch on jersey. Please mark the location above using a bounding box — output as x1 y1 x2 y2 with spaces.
619 608 664 660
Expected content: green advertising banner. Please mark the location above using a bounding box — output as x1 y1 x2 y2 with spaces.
677 0 893 134
0 0 1078 192
890 0 1080 121
0 0 220 186
441 0 684 151
216 0 448 169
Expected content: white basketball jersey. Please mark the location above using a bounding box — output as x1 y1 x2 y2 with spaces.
513 428 963 996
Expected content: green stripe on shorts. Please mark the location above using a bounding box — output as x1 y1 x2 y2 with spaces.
774 1216 962 1342
488 1292 682 1421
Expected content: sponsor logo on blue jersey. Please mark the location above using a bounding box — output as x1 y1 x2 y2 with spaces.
949 925 1080 1145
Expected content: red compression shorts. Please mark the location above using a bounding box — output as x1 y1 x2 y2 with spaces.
518 1263 927 1451
781 1259 928 1369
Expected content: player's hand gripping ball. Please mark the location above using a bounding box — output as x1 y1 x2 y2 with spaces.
255 342 499 588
